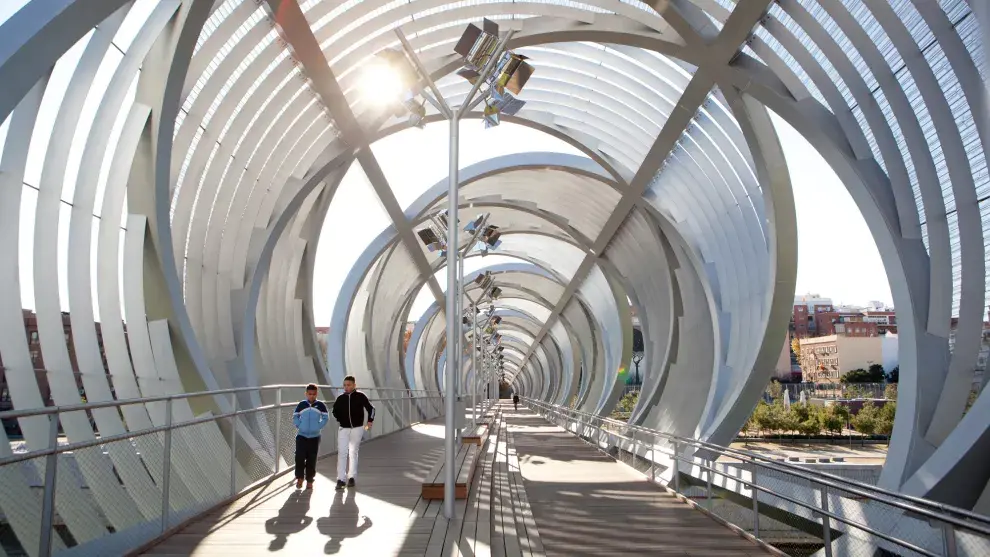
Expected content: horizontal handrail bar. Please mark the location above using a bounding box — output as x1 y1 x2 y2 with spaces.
0 394 443 466
0 383 440 421
528 398 990 537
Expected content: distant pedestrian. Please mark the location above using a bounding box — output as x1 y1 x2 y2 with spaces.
513 393 519 411
332 375 376 490
293 384 330 489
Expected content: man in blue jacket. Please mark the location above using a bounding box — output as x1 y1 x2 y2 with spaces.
292 384 330 489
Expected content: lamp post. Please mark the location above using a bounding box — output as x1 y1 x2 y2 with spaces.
391 26 515 520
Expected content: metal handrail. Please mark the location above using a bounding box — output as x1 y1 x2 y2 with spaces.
525 398 990 528
525 398 989 556
2 384 444 557
0 383 439 421
0 395 441 467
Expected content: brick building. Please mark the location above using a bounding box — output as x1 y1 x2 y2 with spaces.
792 294 834 338
0 310 111 415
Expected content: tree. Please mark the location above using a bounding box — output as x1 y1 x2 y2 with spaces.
841 368 873 383
768 379 784 401
631 352 645 385
877 401 896 437
868 363 885 382
752 401 775 435
843 384 867 399
775 400 798 434
852 402 879 436
886 366 899 383
616 391 638 413
791 336 801 359
884 383 898 401
790 402 823 436
819 404 849 436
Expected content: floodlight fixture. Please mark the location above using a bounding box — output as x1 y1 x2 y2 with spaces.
464 213 486 234
453 18 534 128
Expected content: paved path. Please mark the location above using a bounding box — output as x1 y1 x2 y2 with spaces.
504 405 770 556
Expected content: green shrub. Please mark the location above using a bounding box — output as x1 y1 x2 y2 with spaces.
852 401 879 435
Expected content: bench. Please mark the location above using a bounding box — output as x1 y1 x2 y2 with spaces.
462 422 490 446
421 442 480 499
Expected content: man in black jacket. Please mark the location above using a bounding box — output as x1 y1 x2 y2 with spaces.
332 375 375 490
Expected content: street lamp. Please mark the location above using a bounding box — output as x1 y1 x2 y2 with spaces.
366 20 532 520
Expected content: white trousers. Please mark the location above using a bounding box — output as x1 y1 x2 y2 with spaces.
336 427 364 481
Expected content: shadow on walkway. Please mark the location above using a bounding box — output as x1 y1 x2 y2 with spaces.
318 489 372 554
264 489 312 550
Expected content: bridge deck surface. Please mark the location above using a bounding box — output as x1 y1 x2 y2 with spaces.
140 404 767 556
503 406 768 557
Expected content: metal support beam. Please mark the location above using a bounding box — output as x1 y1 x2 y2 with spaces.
514 1 772 375
262 0 445 304
395 29 451 118
444 113 460 519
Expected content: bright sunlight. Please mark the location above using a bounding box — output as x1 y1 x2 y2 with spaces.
359 59 405 107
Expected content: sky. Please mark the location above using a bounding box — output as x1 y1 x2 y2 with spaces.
311 114 893 326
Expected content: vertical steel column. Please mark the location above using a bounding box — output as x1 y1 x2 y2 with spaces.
274 389 282 474
942 521 958 557
649 444 655 483
457 249 465 438
472 303 477 428
706 459 713 510
229 393 238 497
39 413 60 557
161 398 173 533
820 484 833 557
672 440 680 493
751 465 759 539
443 112 460 519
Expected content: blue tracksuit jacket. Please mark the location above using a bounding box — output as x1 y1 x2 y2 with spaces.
292 399 330 438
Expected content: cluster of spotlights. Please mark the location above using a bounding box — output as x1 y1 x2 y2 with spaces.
359 19 535 131
417 211 502 258
454 19 534 128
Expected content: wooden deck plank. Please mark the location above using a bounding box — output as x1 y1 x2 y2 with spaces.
502 403 770 557
505 428 545 557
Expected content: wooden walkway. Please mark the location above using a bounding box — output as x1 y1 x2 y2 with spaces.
139 404 769 556
140 420 450 556
504 404 770 556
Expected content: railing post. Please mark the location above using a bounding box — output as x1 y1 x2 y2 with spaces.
751 464 759 539
706 459 713 511
229 393 237 497
941 521 958 557
39 412 60 557
273 388 282 474
820 484 833 557
161 398 173 533
649 444 655 483
672 440 680 493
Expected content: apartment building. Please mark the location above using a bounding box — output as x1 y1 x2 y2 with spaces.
799 334 884 384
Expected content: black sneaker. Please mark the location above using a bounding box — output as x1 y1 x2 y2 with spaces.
347 478 356 488
335 480 346 490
